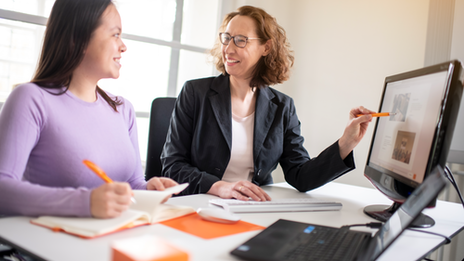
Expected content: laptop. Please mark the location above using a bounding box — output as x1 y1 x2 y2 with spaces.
230 166 448 261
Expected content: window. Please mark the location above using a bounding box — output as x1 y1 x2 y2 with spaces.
99 40 172 113
0 0 54 17
0 19 45 101
0 0 221 166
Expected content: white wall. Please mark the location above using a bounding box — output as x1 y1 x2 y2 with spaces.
443 1 464 260
451 0 464 66
224 0 430 188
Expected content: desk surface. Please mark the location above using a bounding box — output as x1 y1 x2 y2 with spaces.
1 182 463 261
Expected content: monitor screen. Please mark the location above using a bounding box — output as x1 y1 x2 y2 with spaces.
363 60 462 227
368 71 448 185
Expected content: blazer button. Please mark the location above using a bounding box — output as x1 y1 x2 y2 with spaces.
257 169 261 176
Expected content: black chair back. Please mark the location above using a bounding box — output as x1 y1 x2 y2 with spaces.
145 97 176 180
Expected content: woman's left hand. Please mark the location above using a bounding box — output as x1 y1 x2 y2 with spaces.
338 106 376 159
146 177 179 191
146 177 180 203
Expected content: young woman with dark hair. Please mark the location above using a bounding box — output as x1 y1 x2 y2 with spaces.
32 0 122 111
161 5 375 200
0 0 178 218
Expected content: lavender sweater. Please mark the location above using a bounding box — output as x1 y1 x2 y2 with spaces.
0 83 147 217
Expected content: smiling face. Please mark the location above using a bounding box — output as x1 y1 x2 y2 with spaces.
78 4 126 81
222 15 269 82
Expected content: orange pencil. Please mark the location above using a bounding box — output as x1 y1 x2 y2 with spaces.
83 159 136 204
356 112 397 118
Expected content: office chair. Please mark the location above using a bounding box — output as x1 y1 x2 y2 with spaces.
145 97 176 181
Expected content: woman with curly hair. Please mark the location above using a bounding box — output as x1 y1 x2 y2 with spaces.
161 5 374 200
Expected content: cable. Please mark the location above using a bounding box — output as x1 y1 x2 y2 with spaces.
407 228 451 244
341 223 452 245
444 165 464 209
341 222 383 229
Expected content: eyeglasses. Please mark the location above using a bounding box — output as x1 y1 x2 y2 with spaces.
219 32 260 48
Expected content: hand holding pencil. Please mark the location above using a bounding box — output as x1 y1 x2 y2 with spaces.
83 159 136 204
339 106 376 160
83 160 135 219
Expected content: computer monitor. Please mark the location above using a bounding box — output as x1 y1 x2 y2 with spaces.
364 60 463 228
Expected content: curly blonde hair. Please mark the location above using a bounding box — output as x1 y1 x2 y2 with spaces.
210 5 294 88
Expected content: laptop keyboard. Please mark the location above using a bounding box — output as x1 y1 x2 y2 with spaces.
280 226 364 261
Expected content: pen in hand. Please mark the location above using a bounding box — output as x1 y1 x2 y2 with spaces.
83 159 137 204
356 112 397 118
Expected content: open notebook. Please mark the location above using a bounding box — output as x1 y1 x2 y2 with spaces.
31 183 194 238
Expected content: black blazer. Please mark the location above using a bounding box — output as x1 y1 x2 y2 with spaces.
161 74 355 195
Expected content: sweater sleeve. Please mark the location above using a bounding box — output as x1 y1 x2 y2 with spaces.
0 85 92 217
121 98 147 190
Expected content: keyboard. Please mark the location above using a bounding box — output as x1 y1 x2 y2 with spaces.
208 198 342 213
281 226 366 261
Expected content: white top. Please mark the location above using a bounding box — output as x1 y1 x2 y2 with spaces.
222 112 255 183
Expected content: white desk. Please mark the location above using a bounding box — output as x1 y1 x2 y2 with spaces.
1 182 463 261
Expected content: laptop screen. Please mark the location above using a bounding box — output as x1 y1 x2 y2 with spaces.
368 166 447 259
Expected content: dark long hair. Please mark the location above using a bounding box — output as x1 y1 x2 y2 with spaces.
32 0 122 111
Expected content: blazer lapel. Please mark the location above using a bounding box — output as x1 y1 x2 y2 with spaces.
254 87 277 162
208 75 232 150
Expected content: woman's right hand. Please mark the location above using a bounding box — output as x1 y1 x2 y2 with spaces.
207 180 272 201
90 182 132 218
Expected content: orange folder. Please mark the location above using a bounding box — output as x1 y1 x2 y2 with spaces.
160 213 264 239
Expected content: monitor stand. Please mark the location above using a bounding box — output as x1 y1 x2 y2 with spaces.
363 202 435 228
